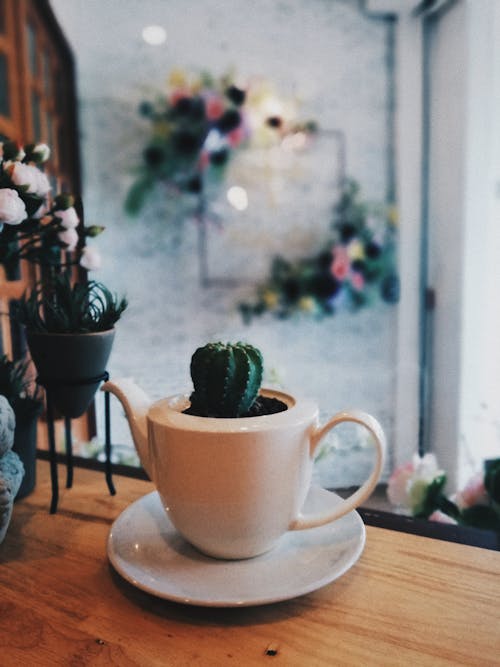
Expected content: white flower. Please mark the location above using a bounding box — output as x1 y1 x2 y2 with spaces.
387 453 444 514
58 227 79 251
412 453 443 483
9 162 51 197
8 162 37 192
203 128 226 152
54 207 79 229
0 188 27 225
32 143 50 162
33 203 48 219
80 245 101 270
35 169 51 196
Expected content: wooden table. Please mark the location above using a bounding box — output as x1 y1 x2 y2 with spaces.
1 461 499 666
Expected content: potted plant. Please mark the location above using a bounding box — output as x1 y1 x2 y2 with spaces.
15 272 127 419
0 355 43 498
184 341 287 418
103 341 386 559
0 139 126 511
0 138 127 418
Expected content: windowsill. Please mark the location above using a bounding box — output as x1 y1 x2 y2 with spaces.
36 450 500 551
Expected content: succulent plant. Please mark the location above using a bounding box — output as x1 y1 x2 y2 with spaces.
189 342 263 418
0 355 42 420
14 272 127 334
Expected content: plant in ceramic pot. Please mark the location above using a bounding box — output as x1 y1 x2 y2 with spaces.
103 341 386 560
0 355 42 498
0 138 118 418
0 138 128 418
15 272 127 419
184 341 287 418
0 139 126 512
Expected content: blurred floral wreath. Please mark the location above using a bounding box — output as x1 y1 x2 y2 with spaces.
239 179 399 322
125 68 317 216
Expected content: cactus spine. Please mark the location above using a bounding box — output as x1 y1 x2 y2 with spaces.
189 342 263 417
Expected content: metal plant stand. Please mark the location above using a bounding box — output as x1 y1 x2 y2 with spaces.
38 371 115 514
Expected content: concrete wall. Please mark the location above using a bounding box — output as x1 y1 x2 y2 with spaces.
51 0 398 485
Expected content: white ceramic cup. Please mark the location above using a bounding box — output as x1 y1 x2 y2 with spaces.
142 388 386 560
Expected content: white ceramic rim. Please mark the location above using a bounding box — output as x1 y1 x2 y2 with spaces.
147 388 318 433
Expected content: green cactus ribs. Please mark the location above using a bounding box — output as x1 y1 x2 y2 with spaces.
186 341 287 418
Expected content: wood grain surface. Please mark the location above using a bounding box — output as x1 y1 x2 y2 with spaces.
0 461 499 666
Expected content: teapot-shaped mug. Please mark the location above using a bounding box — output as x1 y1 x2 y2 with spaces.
103 378 386 560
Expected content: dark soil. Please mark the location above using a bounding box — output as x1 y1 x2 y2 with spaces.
245 396 288 417
183 396 288 418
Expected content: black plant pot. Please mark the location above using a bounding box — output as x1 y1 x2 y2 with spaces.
27 330 115 419
12 407 42 500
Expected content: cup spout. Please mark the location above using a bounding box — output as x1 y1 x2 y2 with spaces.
101 378 153 479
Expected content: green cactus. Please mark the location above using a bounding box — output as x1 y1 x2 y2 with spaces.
189 341 263 418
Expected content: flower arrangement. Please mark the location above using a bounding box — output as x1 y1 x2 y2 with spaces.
0 139 102 271
387 453 500 531
125 70 249 215
125 68 318 216
239 179 399 322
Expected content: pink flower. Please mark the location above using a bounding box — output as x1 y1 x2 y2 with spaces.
330 245 350 281
80 245 101 271
0 188 27 225
428 510 457 525
227 126 245 147
455 472 489 509
198 151 210 170
54 207 79 229
351 272 365 291
58 227 78 251
205 95 225 121
387 461 415 508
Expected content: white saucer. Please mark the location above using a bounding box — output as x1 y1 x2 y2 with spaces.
107 487 365 607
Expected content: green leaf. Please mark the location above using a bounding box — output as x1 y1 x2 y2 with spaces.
484 459 500 504
414 473 448 518
124 178 154 216
21 191 45 217
460 505 500 531
14 273 127 334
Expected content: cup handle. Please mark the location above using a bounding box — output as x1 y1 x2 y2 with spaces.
289 409 386 530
